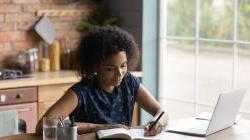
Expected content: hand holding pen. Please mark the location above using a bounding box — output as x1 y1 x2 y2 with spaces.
144 111 168 136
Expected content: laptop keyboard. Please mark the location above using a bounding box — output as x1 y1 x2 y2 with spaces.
167 118 209 134
186 124 208 134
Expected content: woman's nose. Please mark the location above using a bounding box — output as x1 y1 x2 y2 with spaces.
116 68 122 76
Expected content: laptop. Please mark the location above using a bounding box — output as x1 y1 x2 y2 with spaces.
167 88 246 137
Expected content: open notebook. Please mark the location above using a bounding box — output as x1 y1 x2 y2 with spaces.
97 128 164 140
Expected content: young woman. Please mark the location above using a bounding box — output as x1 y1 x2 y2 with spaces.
36 26 168 136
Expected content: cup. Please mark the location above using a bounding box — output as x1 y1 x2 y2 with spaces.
57 125 77 140
43 117 58 140
39 58 50 72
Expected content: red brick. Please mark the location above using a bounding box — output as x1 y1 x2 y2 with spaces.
0 14 4 22
69 22 81 30
0 53 12 60
16 22 34 31
5 13 37 22
51 4 79 10
25 31 40 41
41 0 65 4
0 1 95 62
0 0 12 4
12 0 40 4
50 5 92 10
41 0 93 4
58 39 66 48
59 38 79 48
53 22 80 30
79 5 96 10
67 38 79 48
23 4 50 12
53 22 70 30
56 31 81 39
0 42 12 52
13 41 37 51
0 52 19 68
0 23 16 31
49 14 88 22
0 4 22 13
0 31 26 41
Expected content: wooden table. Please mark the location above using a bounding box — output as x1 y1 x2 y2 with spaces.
0 133 97 140
1 119 250 140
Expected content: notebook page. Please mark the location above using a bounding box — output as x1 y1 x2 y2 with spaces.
97 128 131 139
129 129 165 140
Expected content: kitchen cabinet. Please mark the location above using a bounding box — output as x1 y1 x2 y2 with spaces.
37 83 73 119
0 87 38 133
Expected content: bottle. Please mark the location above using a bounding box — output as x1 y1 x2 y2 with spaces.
50 40 60 71
61 47 71 70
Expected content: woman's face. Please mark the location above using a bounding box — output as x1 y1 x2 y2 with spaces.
97 51 128 88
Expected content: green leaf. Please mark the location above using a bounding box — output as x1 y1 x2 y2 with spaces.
78 4 120 32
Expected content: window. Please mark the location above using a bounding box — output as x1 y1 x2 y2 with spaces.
159 0 250 119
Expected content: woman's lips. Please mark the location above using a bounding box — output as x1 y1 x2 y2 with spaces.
113 78 122 84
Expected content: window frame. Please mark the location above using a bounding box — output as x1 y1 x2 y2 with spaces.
159 0 250 116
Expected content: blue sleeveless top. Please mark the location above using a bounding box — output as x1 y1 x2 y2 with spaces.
69 73 140 126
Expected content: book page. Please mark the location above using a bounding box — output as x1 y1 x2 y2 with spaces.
129 129 165 140
97 128 132 139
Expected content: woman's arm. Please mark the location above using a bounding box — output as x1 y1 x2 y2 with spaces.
136 84 161 115
35 89 78 135
136 84 169 136
35 89 127 135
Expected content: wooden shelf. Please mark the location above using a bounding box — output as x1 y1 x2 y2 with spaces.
36 9 89 17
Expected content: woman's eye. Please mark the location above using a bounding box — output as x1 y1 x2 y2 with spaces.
121 64 127 68
106 68 115 71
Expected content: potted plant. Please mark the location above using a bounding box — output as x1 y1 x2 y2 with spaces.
78 4 120 32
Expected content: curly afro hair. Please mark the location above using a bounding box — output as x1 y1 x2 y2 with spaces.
76 25 140 79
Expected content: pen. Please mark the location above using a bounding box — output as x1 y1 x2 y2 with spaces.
148 111 165 131
71 116 75 127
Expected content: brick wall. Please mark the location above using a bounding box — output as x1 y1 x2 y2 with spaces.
0 0 95 68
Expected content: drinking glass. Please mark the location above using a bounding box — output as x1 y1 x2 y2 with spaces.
43 117 58 140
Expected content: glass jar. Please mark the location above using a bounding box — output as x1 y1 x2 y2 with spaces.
38 41 50 59
26 49 35 73
61 48 71 70
38 41 50 72
16 51 29 74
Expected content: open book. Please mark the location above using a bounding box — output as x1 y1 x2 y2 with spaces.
97 128 164 140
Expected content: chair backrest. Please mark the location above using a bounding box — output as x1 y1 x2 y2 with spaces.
0 110 18 137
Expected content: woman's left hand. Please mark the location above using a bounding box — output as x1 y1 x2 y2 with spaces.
144 112 169 136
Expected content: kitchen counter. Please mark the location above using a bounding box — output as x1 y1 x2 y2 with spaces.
0 71 143 89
